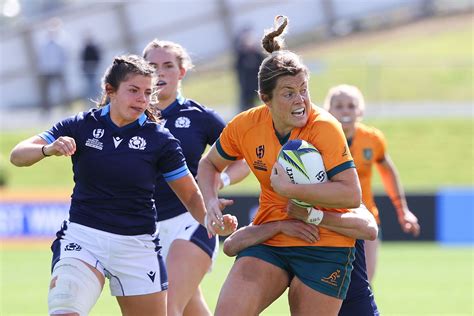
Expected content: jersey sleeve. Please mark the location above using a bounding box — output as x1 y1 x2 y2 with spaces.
204 108 226 146
156 132 190 182
38 113 81 143
372 128 387 162
311 118 355 179
215 115 245 161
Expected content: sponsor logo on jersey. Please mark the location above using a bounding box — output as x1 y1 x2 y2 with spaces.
85 129 105 150
175 116 191 128
129 136 147 150
85 138 103 150
113 136 123 148
252 145 267 171
321 269 341 287
64 243 82 251
252 160 267 171
147 271 156 282
93 129 105 139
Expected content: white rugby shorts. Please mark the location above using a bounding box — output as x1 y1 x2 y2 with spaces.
51 221 167 296
157 212 219 264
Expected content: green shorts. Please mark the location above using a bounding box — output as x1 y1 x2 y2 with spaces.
237 244 355 299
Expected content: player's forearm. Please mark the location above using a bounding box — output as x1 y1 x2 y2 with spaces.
219 159 250 189
170 175 207 226
319 206 378 240
284 181 361 209
377 157 408 214
223 222 280 257
10 137 48 167
197 157 221 201
184 190 207 226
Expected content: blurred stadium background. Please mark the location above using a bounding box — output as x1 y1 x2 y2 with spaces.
0 0 472 315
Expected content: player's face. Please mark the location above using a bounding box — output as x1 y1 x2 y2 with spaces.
266 72 310 136
108 74 153 127
328 93 362 129
145 47 186 106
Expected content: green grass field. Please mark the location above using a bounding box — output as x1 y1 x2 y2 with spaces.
0 242 472 315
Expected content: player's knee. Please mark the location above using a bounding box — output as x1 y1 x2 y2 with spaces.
48 258 102 316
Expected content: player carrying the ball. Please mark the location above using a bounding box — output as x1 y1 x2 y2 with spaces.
198 16 376 315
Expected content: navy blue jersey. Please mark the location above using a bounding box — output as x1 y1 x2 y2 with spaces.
154 95 225 221
39 105 189 235
339 239 379 315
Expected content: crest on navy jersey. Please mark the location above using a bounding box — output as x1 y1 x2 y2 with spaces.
175 116 190 128
363 148 373 160
86 130 104 150
129 136 147 150
93 129 104 139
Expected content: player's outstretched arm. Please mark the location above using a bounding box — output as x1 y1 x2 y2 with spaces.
10 135 76 167
223 220 319 257
197 145 233 225
168 174 237 236
376 154 420 237
287 203 378 241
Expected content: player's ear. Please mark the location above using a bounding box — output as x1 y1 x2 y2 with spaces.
357 107 364 120
260 93 270 106
105 83 115 96
178 67 186 80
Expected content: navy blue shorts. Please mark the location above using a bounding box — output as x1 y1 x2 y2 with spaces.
339 239 379 315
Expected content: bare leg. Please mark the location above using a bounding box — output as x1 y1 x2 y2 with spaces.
183 287 211 316
365 238 380 284
167 239 211 316
215 257 289 316
288 276 342 316
116 291 166 316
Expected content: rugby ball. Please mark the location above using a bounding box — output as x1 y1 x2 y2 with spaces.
277 139 327 207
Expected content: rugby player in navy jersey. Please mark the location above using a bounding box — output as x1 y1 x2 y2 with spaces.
10 54 237 316
142 40 249 316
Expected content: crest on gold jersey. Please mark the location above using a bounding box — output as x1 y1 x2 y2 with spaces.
256 145 265 159
363 148 373 160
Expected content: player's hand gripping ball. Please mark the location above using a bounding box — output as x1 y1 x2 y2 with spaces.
277 139 327 207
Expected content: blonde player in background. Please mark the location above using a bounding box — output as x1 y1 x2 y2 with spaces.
324 84 420 283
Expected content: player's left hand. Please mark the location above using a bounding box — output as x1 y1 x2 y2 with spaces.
215 214 238 236
397 208 420 237
270 162 292 197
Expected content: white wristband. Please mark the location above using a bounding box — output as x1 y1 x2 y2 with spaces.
220 172 231 188
306 208 324 225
